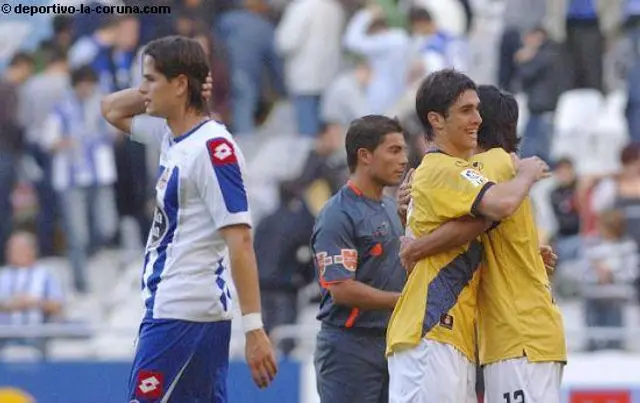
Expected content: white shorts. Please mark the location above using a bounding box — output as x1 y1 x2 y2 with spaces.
483 358 564 403
388 339 476 403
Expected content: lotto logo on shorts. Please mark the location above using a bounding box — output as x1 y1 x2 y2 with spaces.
136 370 164 399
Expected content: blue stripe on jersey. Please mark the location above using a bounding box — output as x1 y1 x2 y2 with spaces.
214 259 231 312
145 167 180 318
212 155 248 214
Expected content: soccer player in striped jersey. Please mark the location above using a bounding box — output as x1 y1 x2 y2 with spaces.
101 36 276 402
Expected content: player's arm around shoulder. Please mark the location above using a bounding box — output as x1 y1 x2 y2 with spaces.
475 154 550 222
313 205 400 310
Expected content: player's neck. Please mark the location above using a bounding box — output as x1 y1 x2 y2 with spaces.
166 109 209 138
349 175 384 201
433 138 472 160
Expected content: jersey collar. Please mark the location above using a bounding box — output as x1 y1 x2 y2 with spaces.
173 118 211 144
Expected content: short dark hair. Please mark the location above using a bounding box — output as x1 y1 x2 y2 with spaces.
415 69 477 140
52 15 72 35
408 7 433 24
143 36 210 112
8 52 34 68
42 45 67 66
345 115 404 173
476 85 520 153
71 65 98 86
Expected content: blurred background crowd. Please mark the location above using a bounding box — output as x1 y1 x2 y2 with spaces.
0 0 638 361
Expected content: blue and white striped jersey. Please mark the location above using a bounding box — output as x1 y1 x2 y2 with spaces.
130 115 252 322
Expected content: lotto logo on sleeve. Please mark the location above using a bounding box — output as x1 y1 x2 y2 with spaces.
207 138 238 166
136 371 164 399
459 168 488 187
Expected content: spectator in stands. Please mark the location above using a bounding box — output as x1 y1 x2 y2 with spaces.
18 47 69 258
35 15 74 71
276 0 344 136
218 0 284 135
550 158 583 263
591 143 640 248
320 58 372 127
516 27 560 164
497 0 546 91
0 231 64 356
545 0 617 93
623 0 640 143
407 7 469 79
581 209 639 351
42 66 118 294
344 5 410 114
68 15 120 92
0 53 34 265
255 122 348 356
109 15 151 255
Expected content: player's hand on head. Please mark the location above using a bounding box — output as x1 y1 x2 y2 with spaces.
202 73 213 101
516 155 550 182
245 328 278 389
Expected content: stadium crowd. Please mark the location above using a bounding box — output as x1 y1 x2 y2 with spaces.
0 0 638 360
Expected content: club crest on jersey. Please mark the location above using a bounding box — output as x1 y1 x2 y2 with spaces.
440 314 454 330
156 167 171 190
149 206 169 247
459 168 488 187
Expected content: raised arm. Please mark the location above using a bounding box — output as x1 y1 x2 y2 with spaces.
100 88 146 134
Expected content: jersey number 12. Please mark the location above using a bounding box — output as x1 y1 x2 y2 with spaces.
503 390 525 403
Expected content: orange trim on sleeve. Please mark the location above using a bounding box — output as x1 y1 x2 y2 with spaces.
345 308 360 328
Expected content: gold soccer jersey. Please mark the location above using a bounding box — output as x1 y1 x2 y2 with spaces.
386 151 492 362
471 148 567 365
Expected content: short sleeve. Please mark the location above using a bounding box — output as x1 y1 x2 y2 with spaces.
413 164 495 222
193 136 252 230
311 210 359 285
130 115 168 145
43 271 64 302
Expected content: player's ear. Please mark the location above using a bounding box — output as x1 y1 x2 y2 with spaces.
357 147 371 166
174 73 189 97
427 111 444 132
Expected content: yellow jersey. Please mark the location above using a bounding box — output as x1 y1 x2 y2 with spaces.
386 151 492 362
471 148 567 365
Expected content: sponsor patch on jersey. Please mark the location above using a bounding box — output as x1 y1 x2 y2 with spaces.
136 370 164 399
339 249 358 272
459 168 488 187
207 138 238 166
149 206 169 247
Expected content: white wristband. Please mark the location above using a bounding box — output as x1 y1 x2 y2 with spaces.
242 313 263 333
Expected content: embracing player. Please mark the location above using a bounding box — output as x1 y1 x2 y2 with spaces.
101 36 277 402
399 84 566 402
385 70 549 403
